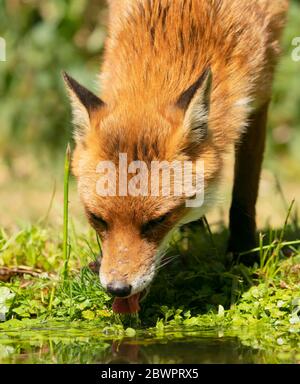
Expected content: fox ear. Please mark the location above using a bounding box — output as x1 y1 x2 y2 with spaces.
176 67 212 143
62 71 105 141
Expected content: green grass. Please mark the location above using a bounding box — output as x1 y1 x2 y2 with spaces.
0 179 299 364
62 143 71 282
0 205 299 349
0 159 300 330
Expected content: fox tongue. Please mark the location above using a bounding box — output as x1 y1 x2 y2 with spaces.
112 293 141 314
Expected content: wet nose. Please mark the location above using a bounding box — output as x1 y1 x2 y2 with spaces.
107 282 132 297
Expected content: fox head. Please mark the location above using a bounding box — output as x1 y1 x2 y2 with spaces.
63 68 222 298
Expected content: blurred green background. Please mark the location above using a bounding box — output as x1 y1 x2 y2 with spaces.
0 0 299 229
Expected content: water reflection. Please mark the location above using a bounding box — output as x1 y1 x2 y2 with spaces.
108 336 259 364
0 328 266 364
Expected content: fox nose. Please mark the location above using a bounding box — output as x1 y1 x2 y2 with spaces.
107 282 132 297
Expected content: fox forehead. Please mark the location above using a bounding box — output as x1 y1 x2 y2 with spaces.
90 107 184 163
73 112 188 221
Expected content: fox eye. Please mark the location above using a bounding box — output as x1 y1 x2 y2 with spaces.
142 213 170 235
87 212 108 230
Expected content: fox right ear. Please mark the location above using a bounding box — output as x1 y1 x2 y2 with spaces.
176 67 212 145
62 71 105 141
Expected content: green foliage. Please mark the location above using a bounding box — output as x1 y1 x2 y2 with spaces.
0 223 99 271
0 211 299 362
0 287 15 321
0 0 107 161
51 267 111 320
0 268 112 321
0 225 60 270
268 1 300 160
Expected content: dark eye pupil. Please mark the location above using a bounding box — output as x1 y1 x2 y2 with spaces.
89 213 107 229
142 214 169 235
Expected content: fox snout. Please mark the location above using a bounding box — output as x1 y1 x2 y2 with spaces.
89 258 134 297
97 228 158 300
106 282 132 297
99 252 156 298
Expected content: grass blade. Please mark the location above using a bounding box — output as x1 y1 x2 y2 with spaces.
62 143 71 282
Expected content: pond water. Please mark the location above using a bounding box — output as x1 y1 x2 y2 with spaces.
0 325 297 364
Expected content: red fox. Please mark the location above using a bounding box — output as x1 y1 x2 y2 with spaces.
63 0 289 313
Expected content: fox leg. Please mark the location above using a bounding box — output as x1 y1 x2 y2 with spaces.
227 101 269 265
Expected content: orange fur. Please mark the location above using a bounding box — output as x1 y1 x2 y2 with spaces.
65 0 289 295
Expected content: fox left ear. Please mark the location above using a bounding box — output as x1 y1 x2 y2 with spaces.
176 67 212 143
62 71 105 142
